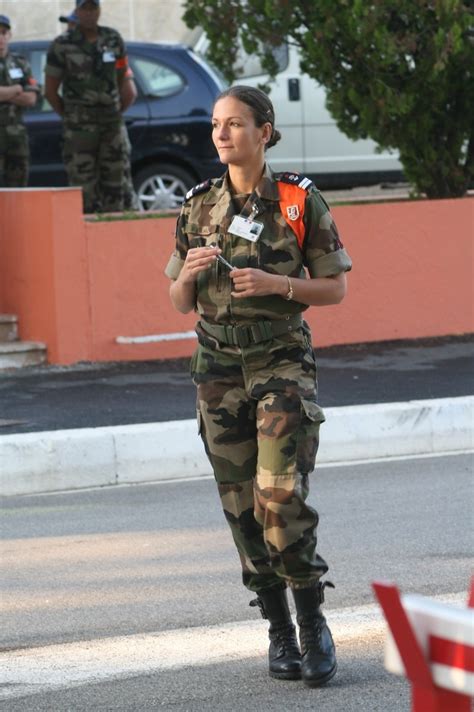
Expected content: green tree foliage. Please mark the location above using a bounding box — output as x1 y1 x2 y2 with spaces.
183 0 474 198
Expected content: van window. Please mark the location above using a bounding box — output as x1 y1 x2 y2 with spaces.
131 56 185 98
234 43 289 79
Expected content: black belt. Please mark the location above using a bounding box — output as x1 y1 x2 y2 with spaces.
199 315 302 348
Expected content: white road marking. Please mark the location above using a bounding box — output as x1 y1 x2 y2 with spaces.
0 593 466 700
116 331 197 344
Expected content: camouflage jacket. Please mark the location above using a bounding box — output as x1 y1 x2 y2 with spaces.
45 25 129 120
165 164 352 325
0 52 38 125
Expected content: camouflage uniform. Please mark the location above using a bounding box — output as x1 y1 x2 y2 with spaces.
45 25 132 213
165 164 352 593
0 52 37 187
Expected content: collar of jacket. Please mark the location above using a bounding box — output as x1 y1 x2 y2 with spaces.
70 25 104 46
4 52 19 67
202 163 280 207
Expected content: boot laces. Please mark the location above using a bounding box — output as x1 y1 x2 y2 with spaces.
270 622 300 655
299 615 325 651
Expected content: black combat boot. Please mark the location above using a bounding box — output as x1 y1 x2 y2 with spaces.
292 581 337 687
250 585 302 680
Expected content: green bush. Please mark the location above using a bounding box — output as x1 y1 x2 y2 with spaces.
184 0 474 198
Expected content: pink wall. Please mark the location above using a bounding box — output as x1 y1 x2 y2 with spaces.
0 188 90 362
0 188 472 364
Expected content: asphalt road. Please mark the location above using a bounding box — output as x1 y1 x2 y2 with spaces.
1 334 473 433
1 452 472 710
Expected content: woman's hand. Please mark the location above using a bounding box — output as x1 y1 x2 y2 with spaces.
179 246 220 284
231 269 347 305
169 245 221 314
231 268 286 298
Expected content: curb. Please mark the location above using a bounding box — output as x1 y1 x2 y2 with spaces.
2 396 473 497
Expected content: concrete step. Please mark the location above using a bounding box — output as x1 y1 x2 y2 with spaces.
0 341 47 369
0 314 18 343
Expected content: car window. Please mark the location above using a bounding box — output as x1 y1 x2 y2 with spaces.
19 47 53 112
130 55 185 98
234 43 289 79
31 49 55 112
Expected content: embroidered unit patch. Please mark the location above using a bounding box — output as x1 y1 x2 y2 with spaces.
286 205 300 221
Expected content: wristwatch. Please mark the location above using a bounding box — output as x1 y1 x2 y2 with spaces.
284 276 294 301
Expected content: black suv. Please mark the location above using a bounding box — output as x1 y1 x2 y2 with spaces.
10 41 226 210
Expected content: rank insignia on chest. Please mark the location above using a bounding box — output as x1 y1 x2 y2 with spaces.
286 205 300 221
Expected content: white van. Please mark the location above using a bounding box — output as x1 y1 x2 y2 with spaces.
195 36 403 187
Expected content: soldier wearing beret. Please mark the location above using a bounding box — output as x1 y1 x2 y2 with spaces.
166 85 352 688
0 14 38 187
45 0 137 213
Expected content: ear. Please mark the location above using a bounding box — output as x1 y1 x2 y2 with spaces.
261 122 272 144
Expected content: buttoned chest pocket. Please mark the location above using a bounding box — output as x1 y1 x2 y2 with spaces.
187 225 228 294
66 50 94 78
98 49 119 81
187 224 221 249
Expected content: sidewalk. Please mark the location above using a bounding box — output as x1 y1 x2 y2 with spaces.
1 335 473 496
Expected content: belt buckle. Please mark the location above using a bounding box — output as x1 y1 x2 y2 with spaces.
258 321 273 341
247 321 272 345
235 325 250 348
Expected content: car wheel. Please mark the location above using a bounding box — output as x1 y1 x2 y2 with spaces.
134 164 195 211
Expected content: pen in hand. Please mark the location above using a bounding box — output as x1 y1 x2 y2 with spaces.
208 243 235 271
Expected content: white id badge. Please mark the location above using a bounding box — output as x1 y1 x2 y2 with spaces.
228 215 264 242
102 51 116 63
9 67 24 79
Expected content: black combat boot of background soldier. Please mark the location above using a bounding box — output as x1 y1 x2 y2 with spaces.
250 584 301 680
292 581 337 687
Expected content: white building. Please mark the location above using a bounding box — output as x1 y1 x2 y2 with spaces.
1 0 194 43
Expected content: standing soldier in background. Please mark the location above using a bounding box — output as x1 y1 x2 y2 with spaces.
0 14 38 187
45 0 137 213
57 7 138 209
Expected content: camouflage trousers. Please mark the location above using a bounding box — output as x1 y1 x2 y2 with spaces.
62 120 132 214
0 123 29 187
191 321 329 593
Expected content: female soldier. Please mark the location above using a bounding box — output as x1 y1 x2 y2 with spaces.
165 86 352 688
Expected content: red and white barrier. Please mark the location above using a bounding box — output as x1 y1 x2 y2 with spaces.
373 580 473 712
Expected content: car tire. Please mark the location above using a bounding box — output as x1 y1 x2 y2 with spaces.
134 163 195 211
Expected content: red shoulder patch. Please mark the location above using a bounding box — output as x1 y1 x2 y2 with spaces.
277 182 306 250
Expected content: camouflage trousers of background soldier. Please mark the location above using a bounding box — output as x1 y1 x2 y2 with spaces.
0 123 29 187
191 321 329 593
62 119 137 213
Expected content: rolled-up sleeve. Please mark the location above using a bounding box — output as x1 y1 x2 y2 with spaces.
164 212 188 280
165 253 184 280
45 39 65 79
303 191 352 278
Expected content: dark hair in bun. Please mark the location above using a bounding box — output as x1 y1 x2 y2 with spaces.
214 85 282 149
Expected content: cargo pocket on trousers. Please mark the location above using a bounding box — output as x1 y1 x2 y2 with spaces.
296 400 326 474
